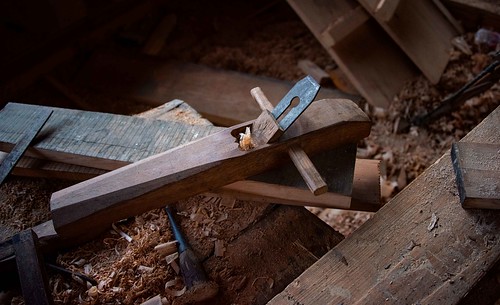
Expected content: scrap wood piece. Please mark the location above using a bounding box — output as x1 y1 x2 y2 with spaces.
287 0 418 107
297 60 332 86
0 107 52 185
12 229 54 305
49 98 371 242
268 105 500 304
451 142 500 209
358 0 459 84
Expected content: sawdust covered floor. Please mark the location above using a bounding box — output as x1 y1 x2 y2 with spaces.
1 0 500 303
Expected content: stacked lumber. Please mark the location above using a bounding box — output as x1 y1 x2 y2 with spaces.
287 0 460 107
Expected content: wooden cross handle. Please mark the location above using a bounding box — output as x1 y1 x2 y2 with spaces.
288 146 328 195
251 87 328 195
251 87 274 112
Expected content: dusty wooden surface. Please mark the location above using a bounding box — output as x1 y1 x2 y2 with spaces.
0 102 218 170
451 142 500 209
269 105 500 304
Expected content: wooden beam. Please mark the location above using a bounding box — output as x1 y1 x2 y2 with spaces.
287 0 418 108
269 105 500 304
358 0 459 84
0 102 218 170
322 6 370 45
451 142 500 209
75 52 358 126
50 99 371 241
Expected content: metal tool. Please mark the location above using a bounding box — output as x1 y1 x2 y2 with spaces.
271 75 320 130
165 206 219 304
0 108 53 185
398 51 500 132
251 75 320 145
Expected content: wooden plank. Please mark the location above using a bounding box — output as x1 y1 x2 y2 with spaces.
322 5 370 45
0 102 218 170
268 105 500 304
50 98 371 241
141 14 177 56
75 52 357 126
358 0 458 84
12 229 53 305
451 142 500 209
297 60 331 86
287 0 418 108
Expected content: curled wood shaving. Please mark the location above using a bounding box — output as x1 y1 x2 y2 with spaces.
239 127 255 151
112 223 133 242
165 252 179 265
165 278 186 297
154 241 178 256
427 213 439 232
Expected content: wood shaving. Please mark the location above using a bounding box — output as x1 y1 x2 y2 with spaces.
154 241 178 256
239 127 255 151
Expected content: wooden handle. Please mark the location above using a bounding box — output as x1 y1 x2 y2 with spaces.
250 87 274 112
288 145 328 195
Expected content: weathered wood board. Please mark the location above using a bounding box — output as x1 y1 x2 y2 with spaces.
358 0 458 84
75 52 358 126
451 142 500 209
268 105 500 304
287 0 418 108
0 102 218 170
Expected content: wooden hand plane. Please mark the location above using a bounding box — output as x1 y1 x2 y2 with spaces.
50 76 372 240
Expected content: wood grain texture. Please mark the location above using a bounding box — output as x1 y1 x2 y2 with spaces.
0 102 217 170
50 99 371 240
75 52 357 126
451 142 500 209
287 0 418 107
359 0 458 84
268 105 500 304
